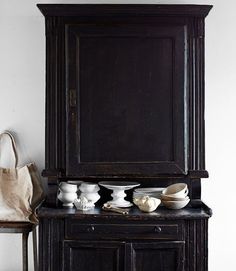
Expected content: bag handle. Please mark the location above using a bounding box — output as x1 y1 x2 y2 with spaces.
0 131 18 168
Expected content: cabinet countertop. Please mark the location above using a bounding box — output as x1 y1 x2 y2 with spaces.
38 200 212 221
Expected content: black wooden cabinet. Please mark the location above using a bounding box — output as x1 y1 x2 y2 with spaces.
37 4 212 271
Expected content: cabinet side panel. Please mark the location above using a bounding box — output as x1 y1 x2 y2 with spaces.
39 218 64 271
185 219 209 271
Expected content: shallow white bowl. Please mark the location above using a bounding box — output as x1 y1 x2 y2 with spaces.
162 198 190 210
134 187 164 193
99 181 140 190
133 187 164 200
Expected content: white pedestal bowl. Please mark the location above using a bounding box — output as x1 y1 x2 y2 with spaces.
99 181 140 207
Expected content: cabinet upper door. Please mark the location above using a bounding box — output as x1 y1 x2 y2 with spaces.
66 23 188 177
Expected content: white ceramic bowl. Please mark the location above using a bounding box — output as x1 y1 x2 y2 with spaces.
162 183 188 198
162 198 190 210
161 194 189 201
136 197 161 213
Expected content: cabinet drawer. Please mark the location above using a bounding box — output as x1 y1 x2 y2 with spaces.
65 219 183 240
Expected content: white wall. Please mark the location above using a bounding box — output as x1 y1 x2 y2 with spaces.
0 0 234 270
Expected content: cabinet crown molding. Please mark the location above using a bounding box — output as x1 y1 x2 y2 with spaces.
37 4 212 18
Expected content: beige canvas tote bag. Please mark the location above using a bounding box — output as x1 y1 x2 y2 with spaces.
0 131 45 223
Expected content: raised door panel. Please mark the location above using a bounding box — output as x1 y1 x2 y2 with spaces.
66 23 188 177
129 241 185 271
63 241 124 271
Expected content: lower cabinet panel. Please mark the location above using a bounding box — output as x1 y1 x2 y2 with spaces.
39 215 209 271
130 241 185 271
63 241 124 271
63 240 185 271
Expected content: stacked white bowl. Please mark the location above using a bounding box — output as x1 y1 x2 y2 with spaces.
133 187 164 200
161 183 190 210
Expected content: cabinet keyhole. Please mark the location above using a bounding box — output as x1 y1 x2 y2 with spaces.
154 226 162 233
87 226 95 232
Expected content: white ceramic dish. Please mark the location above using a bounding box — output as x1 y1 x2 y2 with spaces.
99 181 140 190
99 181 140 207
74 196 94 211
162 198 190 210
134 187 164 193
162 183 188 198
133 196 161 212
133 187 164 200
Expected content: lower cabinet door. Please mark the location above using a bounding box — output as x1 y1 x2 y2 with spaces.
63 241 125 271
129 241 185 271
